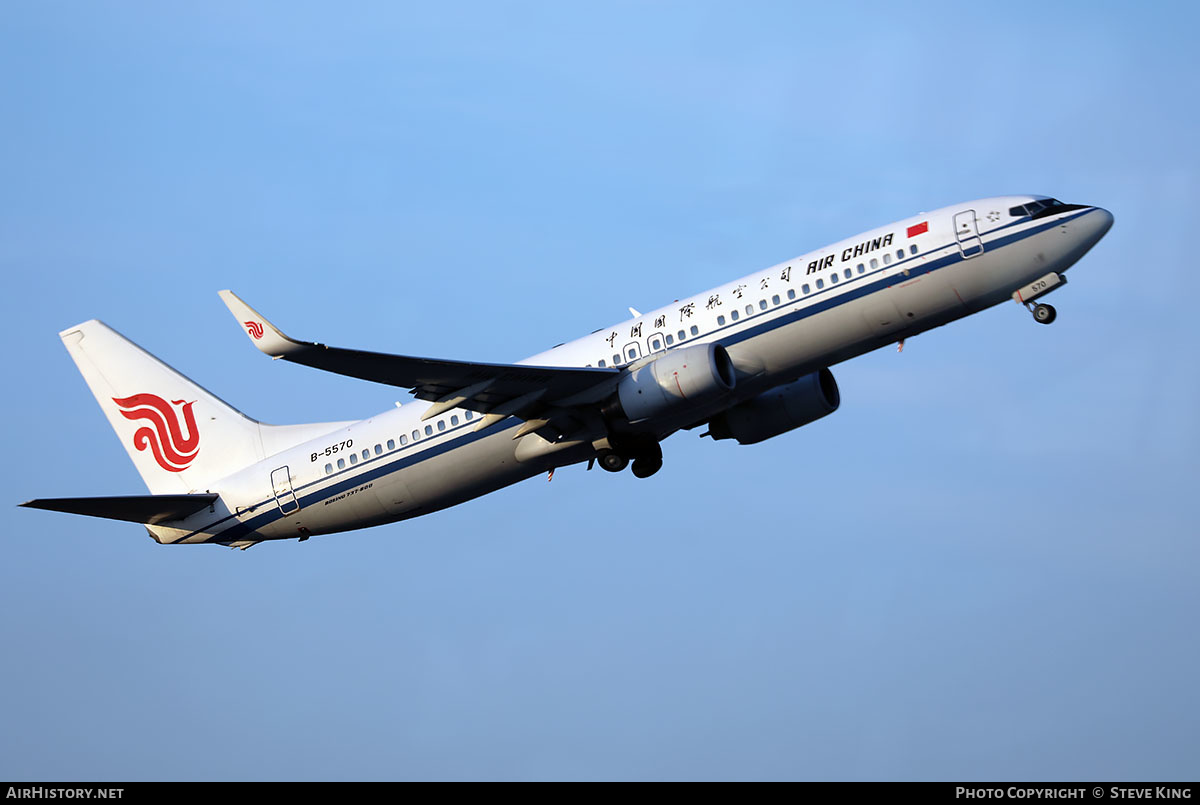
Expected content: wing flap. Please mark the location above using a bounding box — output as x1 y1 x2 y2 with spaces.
19 494 219 525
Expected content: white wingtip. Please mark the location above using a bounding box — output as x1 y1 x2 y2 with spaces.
217 290 301 357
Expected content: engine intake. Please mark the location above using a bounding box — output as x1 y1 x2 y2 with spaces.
707 369 840 444
616 343 736 423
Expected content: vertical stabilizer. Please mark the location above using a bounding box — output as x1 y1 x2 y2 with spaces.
60 320 351 495
61 321 268 494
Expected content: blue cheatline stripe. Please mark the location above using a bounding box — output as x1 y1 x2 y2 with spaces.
671 209 1092 350
181 208 1093 544
172 417 524 543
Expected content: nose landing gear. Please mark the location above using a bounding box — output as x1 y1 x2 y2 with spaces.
1013 272 1065 326
1031 302 1057 325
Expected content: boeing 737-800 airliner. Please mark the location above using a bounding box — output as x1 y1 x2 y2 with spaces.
21 196 1113 549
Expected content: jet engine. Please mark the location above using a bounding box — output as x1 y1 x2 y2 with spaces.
706 369 840 445
615 343 736 423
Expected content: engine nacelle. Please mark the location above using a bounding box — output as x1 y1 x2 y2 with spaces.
707 369 840 445
616 343 736 423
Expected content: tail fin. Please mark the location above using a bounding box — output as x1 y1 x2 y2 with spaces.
60 320 352 494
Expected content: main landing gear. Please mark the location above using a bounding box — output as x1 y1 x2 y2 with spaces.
597 450 629 473
596 439 663 479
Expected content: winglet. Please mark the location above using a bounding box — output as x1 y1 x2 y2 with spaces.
218 290 306 358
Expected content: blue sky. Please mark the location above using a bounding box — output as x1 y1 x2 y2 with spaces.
2 1 1197 781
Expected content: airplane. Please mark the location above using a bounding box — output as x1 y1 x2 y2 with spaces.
20 195 1113 549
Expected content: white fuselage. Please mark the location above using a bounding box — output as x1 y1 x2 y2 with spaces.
149 196 1113 546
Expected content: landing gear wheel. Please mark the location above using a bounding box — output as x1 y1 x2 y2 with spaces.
597 450 629 473
1032 303 1057 325
631 456 662 479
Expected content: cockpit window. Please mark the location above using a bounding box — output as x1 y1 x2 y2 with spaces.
1009 198 1087 220
1011 198 1062 217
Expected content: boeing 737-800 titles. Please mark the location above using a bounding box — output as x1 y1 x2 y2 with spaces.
21 196 1113 549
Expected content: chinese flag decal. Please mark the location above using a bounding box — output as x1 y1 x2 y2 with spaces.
906 221 928 238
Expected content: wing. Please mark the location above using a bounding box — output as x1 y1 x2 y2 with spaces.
219 291 620 436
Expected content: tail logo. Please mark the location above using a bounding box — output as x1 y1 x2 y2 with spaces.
111 393 201 473
244 321 264 340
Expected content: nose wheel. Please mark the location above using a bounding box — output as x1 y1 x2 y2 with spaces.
1031 303 1057 325
1013 273 1066 326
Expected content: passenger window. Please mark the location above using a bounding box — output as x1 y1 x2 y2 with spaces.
337 458 346 469
730 310 739 321
787 289 796 300
690 325 699 336
437 420 446 432
627 348 636 359
831 273 839 283
425 425 433 436
759 299 767 310
362 449 370 460
464 411 472 421
665 334 674 345
870 258 878 269
772 294 780 305
349 454 358 465
387 439 395 450
883 253 892 265
909 244 918 255
816 279 824 289
857 263 865 274
717 315 725 326
613 354 621 365
598 359 606 367
375 444 383 456
897 249 904 260
451 415 459 426
745 304 753 315
400 434 408 445
844 269 851 280
651 338 661 350
412 429 420 441
678 330 686 341
325 463 333 475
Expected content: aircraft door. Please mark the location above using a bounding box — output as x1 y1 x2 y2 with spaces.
953 210 984 258
622 341 643 364
270 466 300 514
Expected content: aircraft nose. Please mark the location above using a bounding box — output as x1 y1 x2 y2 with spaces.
1086 206 1114 242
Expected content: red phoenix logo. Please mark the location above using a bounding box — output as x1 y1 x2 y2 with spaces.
112 393 201 473
244 321 264 340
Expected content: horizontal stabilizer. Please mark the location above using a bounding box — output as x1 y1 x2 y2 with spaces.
19 494 219 525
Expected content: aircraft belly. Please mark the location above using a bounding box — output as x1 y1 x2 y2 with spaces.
402 427 539 517
890 271 966 323
727 303 872 382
